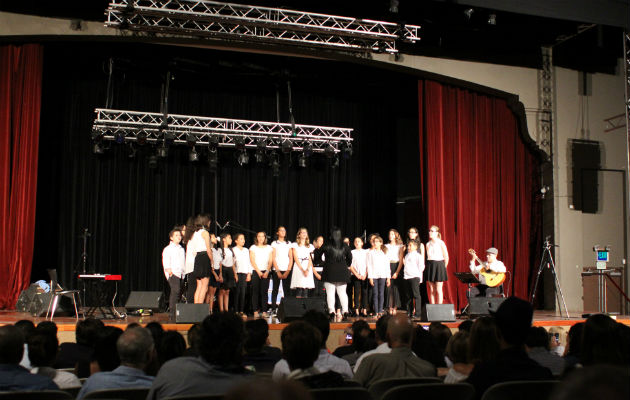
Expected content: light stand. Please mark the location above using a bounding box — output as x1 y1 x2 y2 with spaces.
530 236 570 318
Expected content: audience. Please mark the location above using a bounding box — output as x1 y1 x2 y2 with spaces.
90 326 124 374
468 316 500 365
224 378 313 400
14 319 35 370
551 365 629 400
333 320 371 358
341 322 376 368
411 325 446 368
354 314 436 387
28 330 81 389
457 319 474 333
466 296 552 399
429 321 453 358
281 320 351 388
158 331 186 366
273 310 353 380
147 312 252 400
243 319 282 373
55 318 104 378
562 322 583 371
353 314 392 372
444 331 472 383
525 326 564 376
0 325 58 391
183 323 202 357
78 327 155 399
580 313 628 366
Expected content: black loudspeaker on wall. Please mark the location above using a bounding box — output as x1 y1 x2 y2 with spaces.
175 303 210 323
125 291 163 311
570 139 600 213
278 296 328 323
468 297 506 316
422 304 456 322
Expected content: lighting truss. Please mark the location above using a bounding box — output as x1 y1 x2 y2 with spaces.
91 108 353 153
105 0 421 54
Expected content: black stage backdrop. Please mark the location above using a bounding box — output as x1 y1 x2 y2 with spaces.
32 42 420 301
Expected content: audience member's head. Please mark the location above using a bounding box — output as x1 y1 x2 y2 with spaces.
551 365 629 400
0 325 25 364
386 314 414 348
457 319 473 333
429 322 453 353
492 296 533 347
525 326 550 351
36 321 58 337
146 322 165 348
412 326 445 367
224 378 313 400
158 331 185 365
14 320 36 340
76 318 105 347
349 320 373 353
117 327 155 370
468 316 500 364
126 322 141 330
281 321 321 371
302 310 330 349
27 331 58 368
244 319 270 355
374 314 392 344
581 314 626 366
92 326 124 372
565 322 584 357
200 312 245 367
446 331 470 365
187 323 202 355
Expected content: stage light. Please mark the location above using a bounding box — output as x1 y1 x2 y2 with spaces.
208 135 220 150
114 132 125 144
389 0 399 13
270 153 280 177
93 142 105 154
342 142 353 159
164 130 175 145
235 137 246 151
255 149 266 163
186 132 197 146
464 8 474 20
208 149 218 170
331 155 339 169
189 148 199 162
324 144 335 158
298 153 307 168
487 14 496 25
137 130 147 145
148 154 158 169
281 140 292 154
127 144 137 159
157 145 168 158
91 128 103 141
302 142 313 157
237 150 249 165
257 138 267 150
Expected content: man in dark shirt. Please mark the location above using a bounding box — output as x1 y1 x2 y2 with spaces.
55 318 104 377
242 319 282 373
0 325 58 391
466 296 552 399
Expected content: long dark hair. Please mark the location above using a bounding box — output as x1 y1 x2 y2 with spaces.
468 316 500 364
183 216 195 245
194 213 212 231
220 232 233 260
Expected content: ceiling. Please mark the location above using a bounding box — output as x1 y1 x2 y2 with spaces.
0 0 627 74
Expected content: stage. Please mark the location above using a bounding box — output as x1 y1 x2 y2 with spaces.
2 309 628 352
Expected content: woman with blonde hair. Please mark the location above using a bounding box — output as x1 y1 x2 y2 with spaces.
425 225 449 304
290 228 320 298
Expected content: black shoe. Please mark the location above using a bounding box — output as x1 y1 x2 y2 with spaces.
329 313 336 322
342 313 349 322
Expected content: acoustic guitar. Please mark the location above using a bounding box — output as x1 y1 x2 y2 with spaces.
467 249 506 287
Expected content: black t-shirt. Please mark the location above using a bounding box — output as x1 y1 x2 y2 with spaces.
321 244 353 283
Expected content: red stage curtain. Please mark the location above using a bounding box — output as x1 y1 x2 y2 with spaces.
418 80 539 309
0 44 43 309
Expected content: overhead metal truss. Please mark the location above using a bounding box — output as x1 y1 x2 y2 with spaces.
536 46 553 158
105 0 421 54
91 108 353 153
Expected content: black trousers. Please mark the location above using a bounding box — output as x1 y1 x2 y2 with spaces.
310 270 325 298
235 273 249 313
168 275 182 317
251 272 270 312
406 277 422 317
271 271 291 308
351 277 369 309
469 284 502 298
185 273 196 303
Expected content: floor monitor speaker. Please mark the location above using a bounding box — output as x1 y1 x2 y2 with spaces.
277 296 328 323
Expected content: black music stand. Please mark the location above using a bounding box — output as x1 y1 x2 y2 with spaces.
454 272 480 317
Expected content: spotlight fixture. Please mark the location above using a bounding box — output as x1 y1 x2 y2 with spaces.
389 0 399 13
324 144 335 158
186 132 197 146
189 148 199 162
331 155 340 169
208 149 218 170
256 138 267 150
255 149 266 163
157 145 168 158
281 140 292 154
127 144 137 158
464 8 474 20
208 135 220 150
136 130 147 145
237 150 249 165
164 130 175 145
114 131 125 144
303 142 313 157
235 137 246 151
487 13 496 25
270 152 280 177
93 142 105 154
91 128 103 141
298 153 307 168
342 142 353 159
148 154 158 169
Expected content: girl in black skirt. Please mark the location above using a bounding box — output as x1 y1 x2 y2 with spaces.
218 233 236 312
190 214 213 304
425 225 450 304
205 233 221 313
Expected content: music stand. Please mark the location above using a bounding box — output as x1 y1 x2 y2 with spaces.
454 272 480 317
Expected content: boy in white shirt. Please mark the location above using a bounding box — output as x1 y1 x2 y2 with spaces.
403 240 424 320
162 228 186 320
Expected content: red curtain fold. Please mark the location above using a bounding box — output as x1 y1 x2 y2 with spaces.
0 44 43 309
419 80 538 309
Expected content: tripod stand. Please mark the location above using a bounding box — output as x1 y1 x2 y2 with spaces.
530 237 570 318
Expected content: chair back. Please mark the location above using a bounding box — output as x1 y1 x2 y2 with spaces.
47 268 62 291
310 387 373 400
83 387 150 400
382 383 475 400
164 395 224 400
480 380 559 400
368 377 442 400
0 390 73 399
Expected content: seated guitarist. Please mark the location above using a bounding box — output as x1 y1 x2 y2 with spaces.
469 247 506 297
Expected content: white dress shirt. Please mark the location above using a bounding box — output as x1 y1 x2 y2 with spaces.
271 240 292 271
162 242 186 279
250 245 273 271
403 251 425 280
351 249 368 276
272 349 353 380
426 239 447 261
353 342 391 372
367 249 391 279
233 246 252 274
